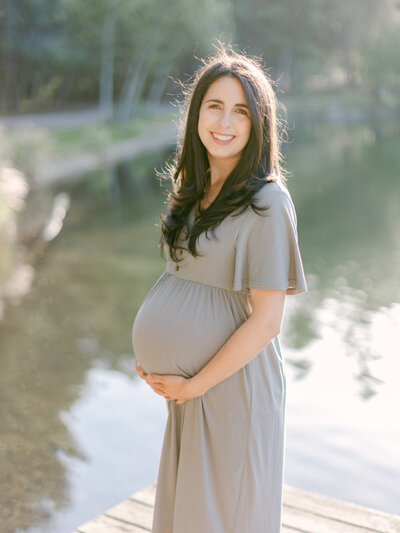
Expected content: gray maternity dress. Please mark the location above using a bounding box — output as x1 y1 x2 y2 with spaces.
132 179 307 533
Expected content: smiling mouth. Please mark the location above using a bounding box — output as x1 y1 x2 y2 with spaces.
211 132 235 144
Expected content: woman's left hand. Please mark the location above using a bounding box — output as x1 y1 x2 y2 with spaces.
135 361 202 404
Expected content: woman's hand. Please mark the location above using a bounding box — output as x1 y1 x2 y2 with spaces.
135 361 202 405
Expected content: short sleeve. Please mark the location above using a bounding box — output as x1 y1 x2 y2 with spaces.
233 186 307 295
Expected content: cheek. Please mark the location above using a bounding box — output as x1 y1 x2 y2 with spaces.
198 110 213 130
197 123 205 145
237 120 251 143
198 112 213 142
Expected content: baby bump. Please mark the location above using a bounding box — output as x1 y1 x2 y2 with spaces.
132 273 248 378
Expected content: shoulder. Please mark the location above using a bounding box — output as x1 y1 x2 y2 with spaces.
253 179 293 209
233 179 296 237
245 179 296 225
234 179 298 239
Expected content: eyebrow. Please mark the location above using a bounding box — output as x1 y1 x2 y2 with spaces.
205 98 249 109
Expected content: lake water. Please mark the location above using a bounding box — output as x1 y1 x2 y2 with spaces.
1 118 399 532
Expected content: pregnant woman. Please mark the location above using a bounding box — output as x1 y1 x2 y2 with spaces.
132 44 307 533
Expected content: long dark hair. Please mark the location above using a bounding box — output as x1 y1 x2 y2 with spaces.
158 44 288 263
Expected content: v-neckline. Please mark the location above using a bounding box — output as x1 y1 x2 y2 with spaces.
192 200 204 221
194 194 217 220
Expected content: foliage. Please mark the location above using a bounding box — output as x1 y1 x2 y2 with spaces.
0 0 399 113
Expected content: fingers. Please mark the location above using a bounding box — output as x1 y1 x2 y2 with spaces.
153 387 171 400
136 363 164 395
135 361 147 380
151 385 173 401
151 385 180 403
147 375 164 385
135 363 178 401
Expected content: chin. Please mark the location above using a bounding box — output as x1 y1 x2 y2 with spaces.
207 147 243 161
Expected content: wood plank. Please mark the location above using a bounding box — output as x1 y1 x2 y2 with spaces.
129 484 156 507
74 483 400 533
283 485 400 532
283 504 381 533
282 525 308 533
76 513 150 533
105 499 153 531
72 526 307 533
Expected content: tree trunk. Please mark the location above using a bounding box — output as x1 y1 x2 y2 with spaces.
57 71 75 108
276 44 293 92
115 51 146 123
145 43 184 110
1 0 17 111
129 62 150 119
31 67 44 110
99 11 116 121
146 70 170 110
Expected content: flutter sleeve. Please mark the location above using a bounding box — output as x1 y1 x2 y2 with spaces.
233 186 307 295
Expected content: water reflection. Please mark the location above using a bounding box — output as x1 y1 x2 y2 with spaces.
0 118 399 530
0 187 166 532
282 118 400 398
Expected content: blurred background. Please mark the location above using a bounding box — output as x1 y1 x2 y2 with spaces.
0 1 399 532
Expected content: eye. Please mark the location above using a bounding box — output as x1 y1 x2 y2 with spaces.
209 103 221 109
236 108 248 116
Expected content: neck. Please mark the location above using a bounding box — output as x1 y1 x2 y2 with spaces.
207 154 240 187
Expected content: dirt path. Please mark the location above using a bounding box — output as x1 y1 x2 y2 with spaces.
0 103 174 131
0 104 177 189
0 106 105 131
31 122 178 189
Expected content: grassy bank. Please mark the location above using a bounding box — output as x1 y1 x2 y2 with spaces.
281 87 399 122
4 89 399 179
6 110 174 180
50 111 173 159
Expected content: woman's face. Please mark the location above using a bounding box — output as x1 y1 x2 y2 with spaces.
197 75 252 167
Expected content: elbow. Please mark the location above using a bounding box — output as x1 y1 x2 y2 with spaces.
250 314 281 340
265 317 282 339
262 321 281 344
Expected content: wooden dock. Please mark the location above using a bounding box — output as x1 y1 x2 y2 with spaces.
73 483 400 532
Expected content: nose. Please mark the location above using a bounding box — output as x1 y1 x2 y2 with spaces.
218 111 233 128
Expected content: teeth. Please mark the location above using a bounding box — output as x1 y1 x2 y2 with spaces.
213 133 234 141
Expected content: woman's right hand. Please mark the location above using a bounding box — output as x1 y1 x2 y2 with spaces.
135 360 147 380
135 360 171 400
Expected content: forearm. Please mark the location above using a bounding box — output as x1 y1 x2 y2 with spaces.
191 315 280 395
